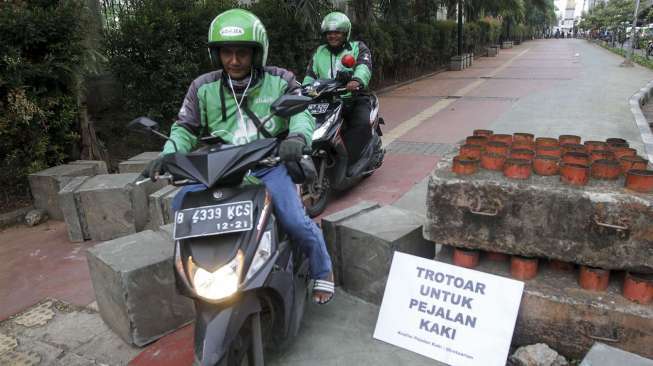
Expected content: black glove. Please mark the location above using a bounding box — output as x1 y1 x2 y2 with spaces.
279 135 306 162
141 155 168 181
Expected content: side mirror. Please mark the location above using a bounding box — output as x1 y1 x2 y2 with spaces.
128 117 160 131
270 95 312 118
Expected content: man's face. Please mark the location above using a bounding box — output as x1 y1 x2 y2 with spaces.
220 46 253 79
326 31 346 48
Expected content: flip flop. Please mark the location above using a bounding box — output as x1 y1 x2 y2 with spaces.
312 279 335 305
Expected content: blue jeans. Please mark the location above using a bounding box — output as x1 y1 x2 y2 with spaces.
172 165 332 280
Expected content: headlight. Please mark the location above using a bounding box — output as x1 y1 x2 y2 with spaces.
312 113 337 140
189 250 243 301
245 230 273 281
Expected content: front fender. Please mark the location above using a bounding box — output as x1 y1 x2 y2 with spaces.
195 292 261 366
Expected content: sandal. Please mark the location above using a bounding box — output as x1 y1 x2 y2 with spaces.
312 278 335 305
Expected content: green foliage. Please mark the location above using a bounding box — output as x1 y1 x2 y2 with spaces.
104 0 236 130
0 1 90 198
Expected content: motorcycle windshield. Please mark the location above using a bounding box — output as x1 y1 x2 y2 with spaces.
166 138 278 187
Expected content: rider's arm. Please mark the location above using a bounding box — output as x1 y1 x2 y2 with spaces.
353 41 372 88
302 53 319 86
162 80 205 154
282 69 315 144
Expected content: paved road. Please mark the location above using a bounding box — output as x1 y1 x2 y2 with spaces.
1 39 652 366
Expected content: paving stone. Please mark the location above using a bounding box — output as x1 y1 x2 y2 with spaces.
335 206 435 304
0 333 17 355
59 176 91 242
321 201 380 285
12 301 55 328
86 230 194 346
76 174 150 241
437 246 653 359
580 342 653 366
28 164 98 220
424 153 653 273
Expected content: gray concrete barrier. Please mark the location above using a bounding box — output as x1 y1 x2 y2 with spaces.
86 229 194 347
333 205 435 305
28 161 106 220
76 174 151 241
118 152 161 174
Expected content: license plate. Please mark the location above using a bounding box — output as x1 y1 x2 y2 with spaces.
308 103 329 115
173 201 253 240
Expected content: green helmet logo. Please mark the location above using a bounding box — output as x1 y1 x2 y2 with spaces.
208 9 269 68
321 11 351 41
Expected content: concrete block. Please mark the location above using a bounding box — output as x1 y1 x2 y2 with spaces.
449 55 464 71
437 246 653 360
118 152 160 174
486 46 498 57
58 176 91 242
147 185 181 230
321 201 380 285
28 164 98 220
86 230 194 346
77 174 151 241
424 153 653 273
336 206 435 304
68 160 109 174
580 343 653 366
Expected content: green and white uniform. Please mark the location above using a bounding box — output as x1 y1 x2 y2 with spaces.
302 41 372 92
163 67 314 154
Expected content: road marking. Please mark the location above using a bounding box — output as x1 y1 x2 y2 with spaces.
382 48 530 147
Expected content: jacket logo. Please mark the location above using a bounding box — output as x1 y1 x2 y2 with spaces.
220 27 245 36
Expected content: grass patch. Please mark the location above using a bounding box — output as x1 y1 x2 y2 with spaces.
594 40 653 69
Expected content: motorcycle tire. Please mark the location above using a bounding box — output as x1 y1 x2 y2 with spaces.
303 176 331 218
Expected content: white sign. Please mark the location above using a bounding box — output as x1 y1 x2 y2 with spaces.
373 252 524 366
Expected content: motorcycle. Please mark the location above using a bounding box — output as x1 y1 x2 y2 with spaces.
129 94 314 366
300 62 385 218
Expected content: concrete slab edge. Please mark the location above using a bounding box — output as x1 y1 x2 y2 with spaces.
629 79 653 167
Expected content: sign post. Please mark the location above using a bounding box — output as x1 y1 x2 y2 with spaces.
374 252 524 366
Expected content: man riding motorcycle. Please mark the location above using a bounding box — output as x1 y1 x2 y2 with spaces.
143 9 334 304
303 11 373 175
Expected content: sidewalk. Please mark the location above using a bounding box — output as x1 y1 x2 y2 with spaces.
1 39 652 365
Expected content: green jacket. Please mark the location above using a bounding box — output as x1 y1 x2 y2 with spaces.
302 41 372 93
163 67 314 154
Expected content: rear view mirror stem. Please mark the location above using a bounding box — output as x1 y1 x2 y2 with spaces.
150 128 178 152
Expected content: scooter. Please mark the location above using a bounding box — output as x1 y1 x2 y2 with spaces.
647 40 653 59
300 64 385 217
129 94 313 366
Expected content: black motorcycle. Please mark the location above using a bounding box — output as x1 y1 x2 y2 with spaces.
300 73 385 217
130 95 313 366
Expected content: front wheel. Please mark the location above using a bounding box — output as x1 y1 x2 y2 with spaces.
302 175 331 218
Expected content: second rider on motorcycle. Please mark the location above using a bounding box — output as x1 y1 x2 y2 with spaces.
303 11 373 176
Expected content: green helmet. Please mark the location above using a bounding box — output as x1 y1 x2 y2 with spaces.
321 11 351 41
208 9 269 68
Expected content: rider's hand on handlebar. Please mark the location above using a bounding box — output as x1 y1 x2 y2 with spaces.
346 80 361 92
279 134 306 162
141 154 168 182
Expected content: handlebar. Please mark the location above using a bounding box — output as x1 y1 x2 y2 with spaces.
135 153 312 186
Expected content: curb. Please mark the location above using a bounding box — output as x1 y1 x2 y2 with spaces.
0 206 33 229
375 68 447 96
629 79 653 166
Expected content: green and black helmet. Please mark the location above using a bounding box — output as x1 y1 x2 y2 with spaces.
321 11 351 41
207 9 269 68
